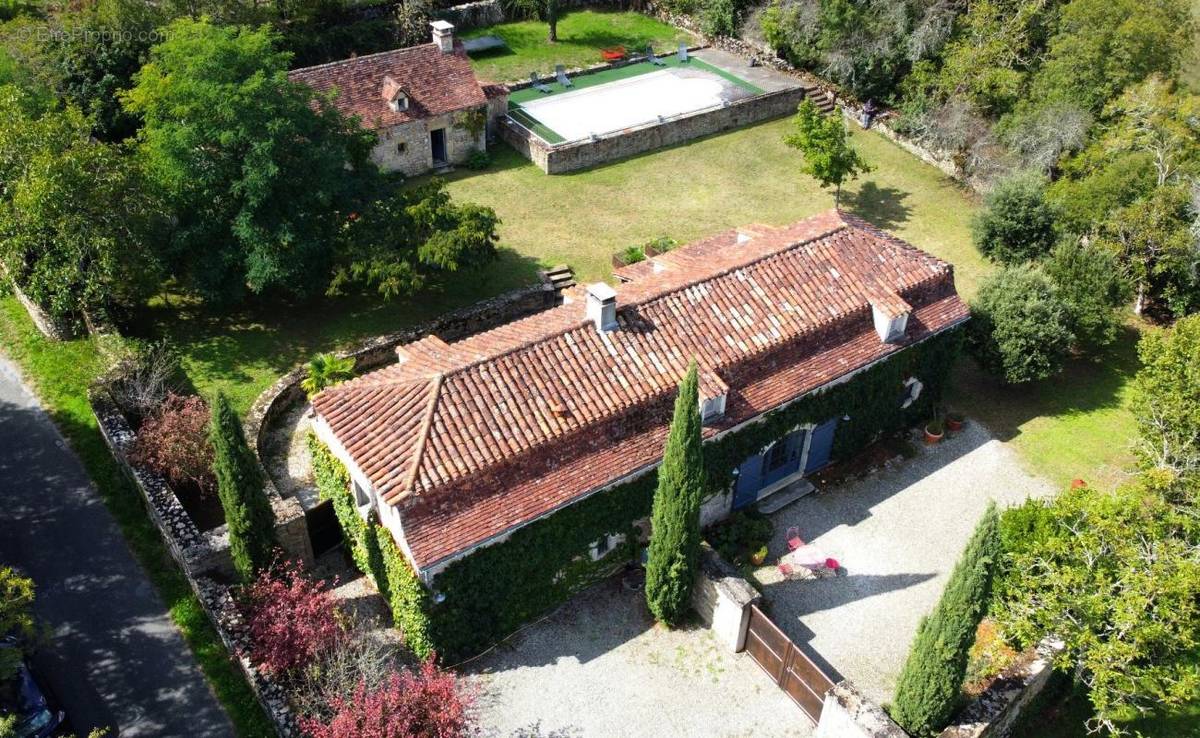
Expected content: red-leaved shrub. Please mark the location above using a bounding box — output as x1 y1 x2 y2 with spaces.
243 561 342 676
130 392 214 493
302 658 475 738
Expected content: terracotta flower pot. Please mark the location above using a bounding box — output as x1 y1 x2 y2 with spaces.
1071 478 1088 489
946 415 965 432
924 424 944 445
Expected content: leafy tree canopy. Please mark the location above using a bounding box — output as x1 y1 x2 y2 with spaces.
123 18 377 305
967 264 1074 383
784 99 871 206
972 170 1059 264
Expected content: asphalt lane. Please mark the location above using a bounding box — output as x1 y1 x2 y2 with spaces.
0 355 234 738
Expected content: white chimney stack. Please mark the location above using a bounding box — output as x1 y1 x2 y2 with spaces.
585 283 618 332
431 20 455 53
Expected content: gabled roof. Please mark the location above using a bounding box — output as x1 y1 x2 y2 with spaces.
315 211 969 571
288 42 489 128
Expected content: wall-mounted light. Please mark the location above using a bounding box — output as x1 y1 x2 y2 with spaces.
842 414 851 421
433 591 447 604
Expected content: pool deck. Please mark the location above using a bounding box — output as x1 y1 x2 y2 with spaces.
690 47 802 93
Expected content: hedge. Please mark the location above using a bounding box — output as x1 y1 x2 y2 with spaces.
310 328 962 662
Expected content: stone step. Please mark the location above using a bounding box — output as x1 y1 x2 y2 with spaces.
543 264 577 290
757 479 816 514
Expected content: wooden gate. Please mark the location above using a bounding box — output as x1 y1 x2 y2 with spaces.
744 605 836 723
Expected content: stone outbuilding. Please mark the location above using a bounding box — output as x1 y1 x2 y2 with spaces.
289 21 507 176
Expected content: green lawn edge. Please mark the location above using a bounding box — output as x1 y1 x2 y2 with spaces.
0 295 275 738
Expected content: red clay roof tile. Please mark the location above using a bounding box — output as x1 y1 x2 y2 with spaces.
312 210 970 569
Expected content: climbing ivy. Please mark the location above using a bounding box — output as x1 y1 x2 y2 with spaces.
310 329 962 662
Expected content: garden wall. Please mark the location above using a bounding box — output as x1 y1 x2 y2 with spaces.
814 638 1065 738
502 85 809 173
90 387 301 737
2 266 74 341
938 639 1065 738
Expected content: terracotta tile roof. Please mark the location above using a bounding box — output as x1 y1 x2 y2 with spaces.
288 42 488 128
313 210 970 570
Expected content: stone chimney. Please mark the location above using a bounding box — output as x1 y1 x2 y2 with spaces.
431 20 455 53
585 283 618 332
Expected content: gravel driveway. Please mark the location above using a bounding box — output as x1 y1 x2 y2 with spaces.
753 422 1055 707
470 577 807 738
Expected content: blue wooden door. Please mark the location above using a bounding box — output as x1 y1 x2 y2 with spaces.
761 431 804 488
804 418 838 474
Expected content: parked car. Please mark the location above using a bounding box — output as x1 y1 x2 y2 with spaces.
1 639 67 738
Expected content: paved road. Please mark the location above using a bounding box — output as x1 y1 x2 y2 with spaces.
0 356 234 738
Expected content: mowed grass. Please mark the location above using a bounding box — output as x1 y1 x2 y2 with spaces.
0 297 275 738
462 9 695 84
443 119 988 294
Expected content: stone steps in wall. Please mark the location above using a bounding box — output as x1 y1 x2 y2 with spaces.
803 86 836 115
541 264 577 292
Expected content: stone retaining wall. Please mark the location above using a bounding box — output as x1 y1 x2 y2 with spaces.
813 639 1065 738
503 84 809 173
938 639 1065 738
2 264 75 341
91 387 301 736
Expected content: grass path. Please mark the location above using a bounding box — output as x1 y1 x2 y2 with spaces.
0 297 275 738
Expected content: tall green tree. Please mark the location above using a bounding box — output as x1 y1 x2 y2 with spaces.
209 392 277 580
891 504 1001 736
1043 238 1129 355
645 361 706 626
122 18 376 304
972 170 1059 264
1027 0 1192 114
967 264 1075 384
0 566 36 680
784 99 871 207
995 482 1200 734
1130 314 1200 485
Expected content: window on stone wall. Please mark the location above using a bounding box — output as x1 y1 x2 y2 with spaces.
397 141 407 154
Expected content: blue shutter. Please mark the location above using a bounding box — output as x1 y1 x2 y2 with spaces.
804 418 838 474
732 453 764 510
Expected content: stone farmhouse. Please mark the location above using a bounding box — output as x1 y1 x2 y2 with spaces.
311 210 969 600
289 21 506 176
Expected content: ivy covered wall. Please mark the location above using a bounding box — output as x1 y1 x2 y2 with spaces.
311 329 962 662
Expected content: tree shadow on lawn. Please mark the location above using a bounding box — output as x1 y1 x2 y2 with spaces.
141 249 544 403
841 180 912 231
946 323 1142 447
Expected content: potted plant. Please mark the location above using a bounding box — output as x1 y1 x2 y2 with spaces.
924 418 945 445
946 411 965 432
751 545 768 566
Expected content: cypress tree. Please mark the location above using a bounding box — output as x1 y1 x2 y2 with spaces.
209 391 277 581
891 503 1001 735
645 361 706 626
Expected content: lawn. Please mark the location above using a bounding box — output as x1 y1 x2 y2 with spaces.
461 9 695 84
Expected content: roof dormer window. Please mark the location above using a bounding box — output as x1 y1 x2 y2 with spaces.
381 75 408 113
698 368 729 423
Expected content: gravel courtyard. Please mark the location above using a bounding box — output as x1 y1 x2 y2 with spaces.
753 422 1055 706
469 577 807 738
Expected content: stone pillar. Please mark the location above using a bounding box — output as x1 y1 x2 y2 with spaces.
815 681 908 738
690 543 760 652
272 496 314 565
